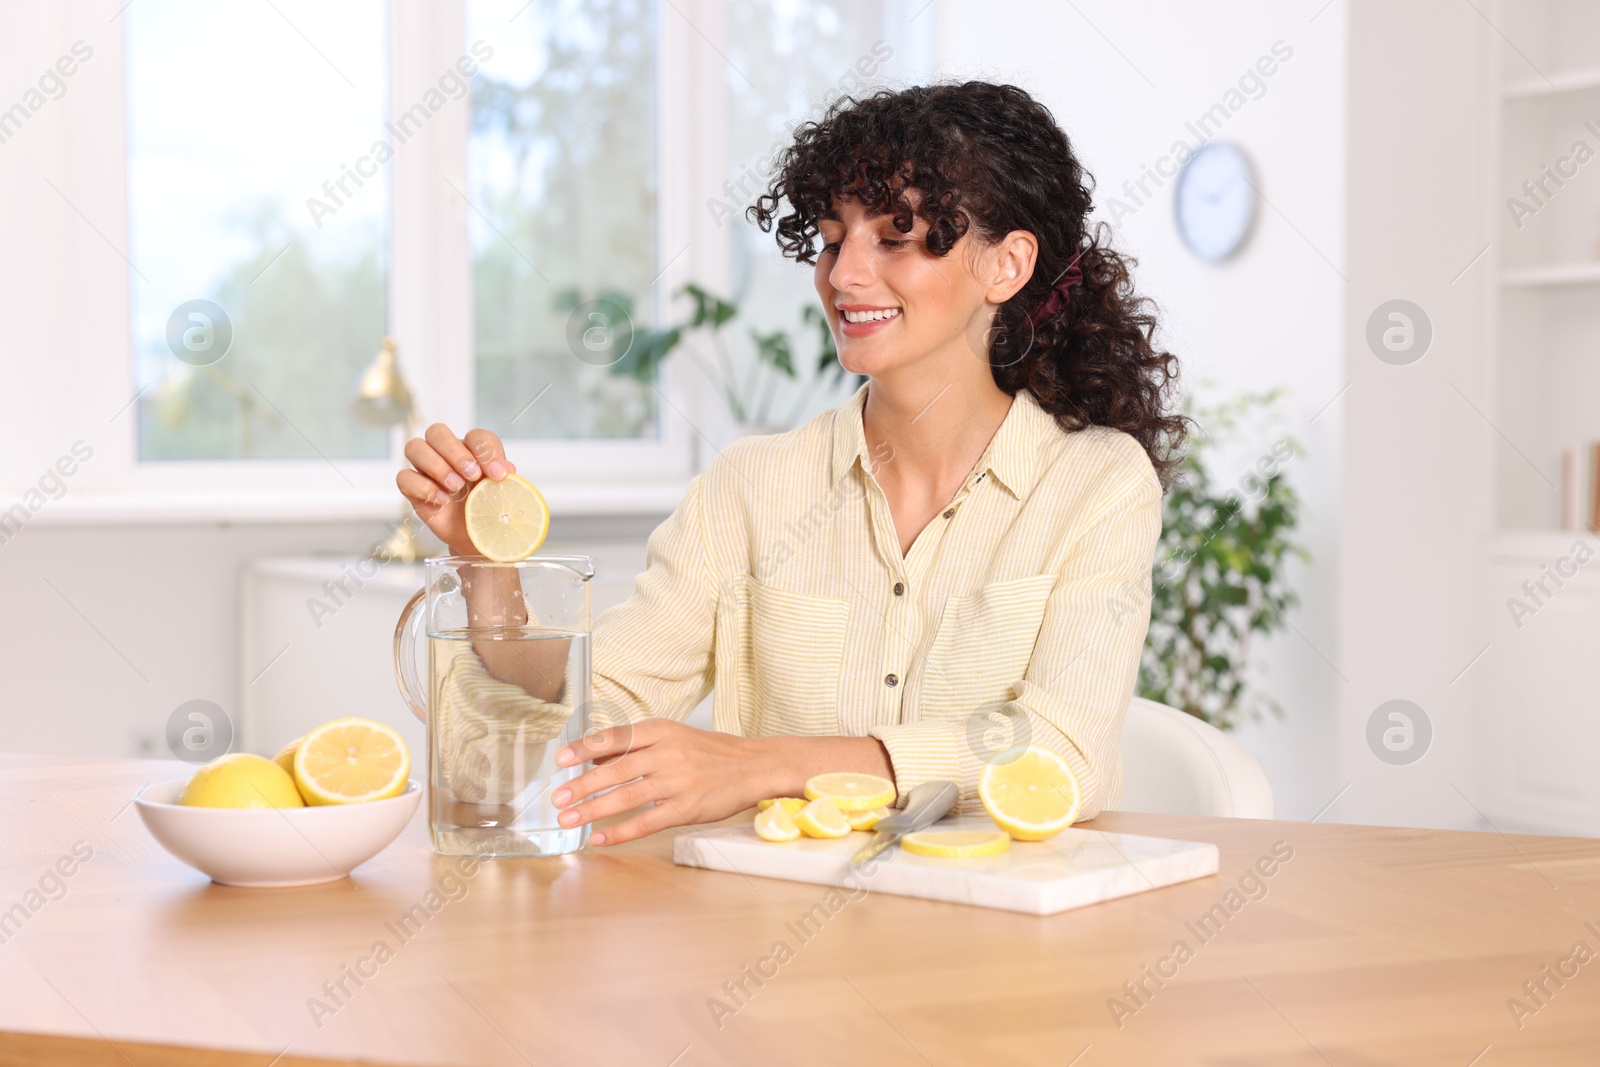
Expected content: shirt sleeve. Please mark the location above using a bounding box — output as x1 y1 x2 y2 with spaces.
433 643 575 805
589 472 718 729
867 467 1162 818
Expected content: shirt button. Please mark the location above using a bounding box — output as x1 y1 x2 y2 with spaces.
884 673 899 688
893 582 905 596
943 508 955 519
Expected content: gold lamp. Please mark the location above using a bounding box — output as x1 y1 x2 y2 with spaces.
353 337 438 564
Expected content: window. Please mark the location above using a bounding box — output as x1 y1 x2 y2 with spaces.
468 0 660 442
126 0 390 461
1 0 931 515
721 0 903 430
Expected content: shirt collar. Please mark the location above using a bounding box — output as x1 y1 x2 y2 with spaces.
829 382 1052 500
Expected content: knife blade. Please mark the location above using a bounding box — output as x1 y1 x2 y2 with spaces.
849 779 959 868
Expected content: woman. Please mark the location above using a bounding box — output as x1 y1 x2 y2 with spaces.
398 81 1185 847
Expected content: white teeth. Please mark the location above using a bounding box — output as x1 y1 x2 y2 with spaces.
841 308 900 324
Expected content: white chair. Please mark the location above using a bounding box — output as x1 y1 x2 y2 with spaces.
1114 697 1274 819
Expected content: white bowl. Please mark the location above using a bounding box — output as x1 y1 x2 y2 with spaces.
135 778 422 887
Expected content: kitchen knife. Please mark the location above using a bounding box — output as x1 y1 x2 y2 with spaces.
849 779 959 868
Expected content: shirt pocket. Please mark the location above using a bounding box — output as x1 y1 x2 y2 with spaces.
921 574 1058 717
735 576 851 736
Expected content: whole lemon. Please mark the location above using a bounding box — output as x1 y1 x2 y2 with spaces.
273 736 304 779
179 753 305 809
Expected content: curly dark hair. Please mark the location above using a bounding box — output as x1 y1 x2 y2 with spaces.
748 80 1188 487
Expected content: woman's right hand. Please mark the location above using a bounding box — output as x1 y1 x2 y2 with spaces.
395 424 517 555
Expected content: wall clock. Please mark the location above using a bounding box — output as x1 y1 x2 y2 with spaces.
1174 142 1257 262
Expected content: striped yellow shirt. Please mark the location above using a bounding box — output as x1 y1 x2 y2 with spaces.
589 383 1162 818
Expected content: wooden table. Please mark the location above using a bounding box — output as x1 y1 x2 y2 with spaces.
2 753 1598 1066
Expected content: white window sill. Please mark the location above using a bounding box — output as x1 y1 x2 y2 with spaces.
13 482 689 526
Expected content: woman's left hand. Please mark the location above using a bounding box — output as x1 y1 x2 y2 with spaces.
551 719 771 846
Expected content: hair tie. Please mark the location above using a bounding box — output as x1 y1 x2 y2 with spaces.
1025 253 1085 328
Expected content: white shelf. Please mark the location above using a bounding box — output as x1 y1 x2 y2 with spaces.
1499 261 1600 288
1480 3 1600 837
1504 65 1600 99
1489 528 1600 557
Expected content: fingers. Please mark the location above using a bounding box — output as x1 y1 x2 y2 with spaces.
463 428 514 481
556 777 660 832
424 423 489 483
396 469 447 512
403 437 466 496
591 802 681 847
553 747 651 808
558 722 650 768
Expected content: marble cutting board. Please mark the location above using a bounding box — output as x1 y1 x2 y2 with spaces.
672 815 1220 916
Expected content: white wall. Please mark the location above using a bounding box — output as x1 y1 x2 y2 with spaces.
935 0 1349 820
0 513 665 758
0 521 376 757
1335 0 1493 830
5 3 1509 837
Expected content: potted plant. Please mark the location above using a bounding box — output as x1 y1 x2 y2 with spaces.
1139 389 1308 731
557 283 862 435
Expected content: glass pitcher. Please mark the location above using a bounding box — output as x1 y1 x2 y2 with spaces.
394 555 594 857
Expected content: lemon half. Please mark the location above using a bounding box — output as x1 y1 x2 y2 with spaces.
292 718 410 806
464 473 550 563
978 745 1082 841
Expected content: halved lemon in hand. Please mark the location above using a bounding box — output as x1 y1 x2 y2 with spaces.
292 718 411 806
804 772 896 812
978 744 1082 841
464 473 550 562
793 797 850 838
901 829 1011 858
754 804 801 842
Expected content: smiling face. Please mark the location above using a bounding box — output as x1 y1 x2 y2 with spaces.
813 194 1038 385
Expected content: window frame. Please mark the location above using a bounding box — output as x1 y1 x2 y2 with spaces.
393 0 714 490
2 0 932 523
5 0 716 522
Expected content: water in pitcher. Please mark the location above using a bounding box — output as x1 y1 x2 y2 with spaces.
427 628 591 856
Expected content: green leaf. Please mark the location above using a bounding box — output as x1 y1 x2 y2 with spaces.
805 304 840 377
596 288 635 317
749 327 796 377
1138 387 1309 732
613 325 680 383
681 283 736 330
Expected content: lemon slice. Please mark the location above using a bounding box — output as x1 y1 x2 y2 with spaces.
179 753 304 809
793 797 850 838
846 806 890 831
804 772 896 812
901 830 1011 858
757 797 808 816
293 717 411 806
464 473 550 562
754 804 801 842
979 744 1082 841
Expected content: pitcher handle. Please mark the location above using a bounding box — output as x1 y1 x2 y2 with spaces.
393 587 428 723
